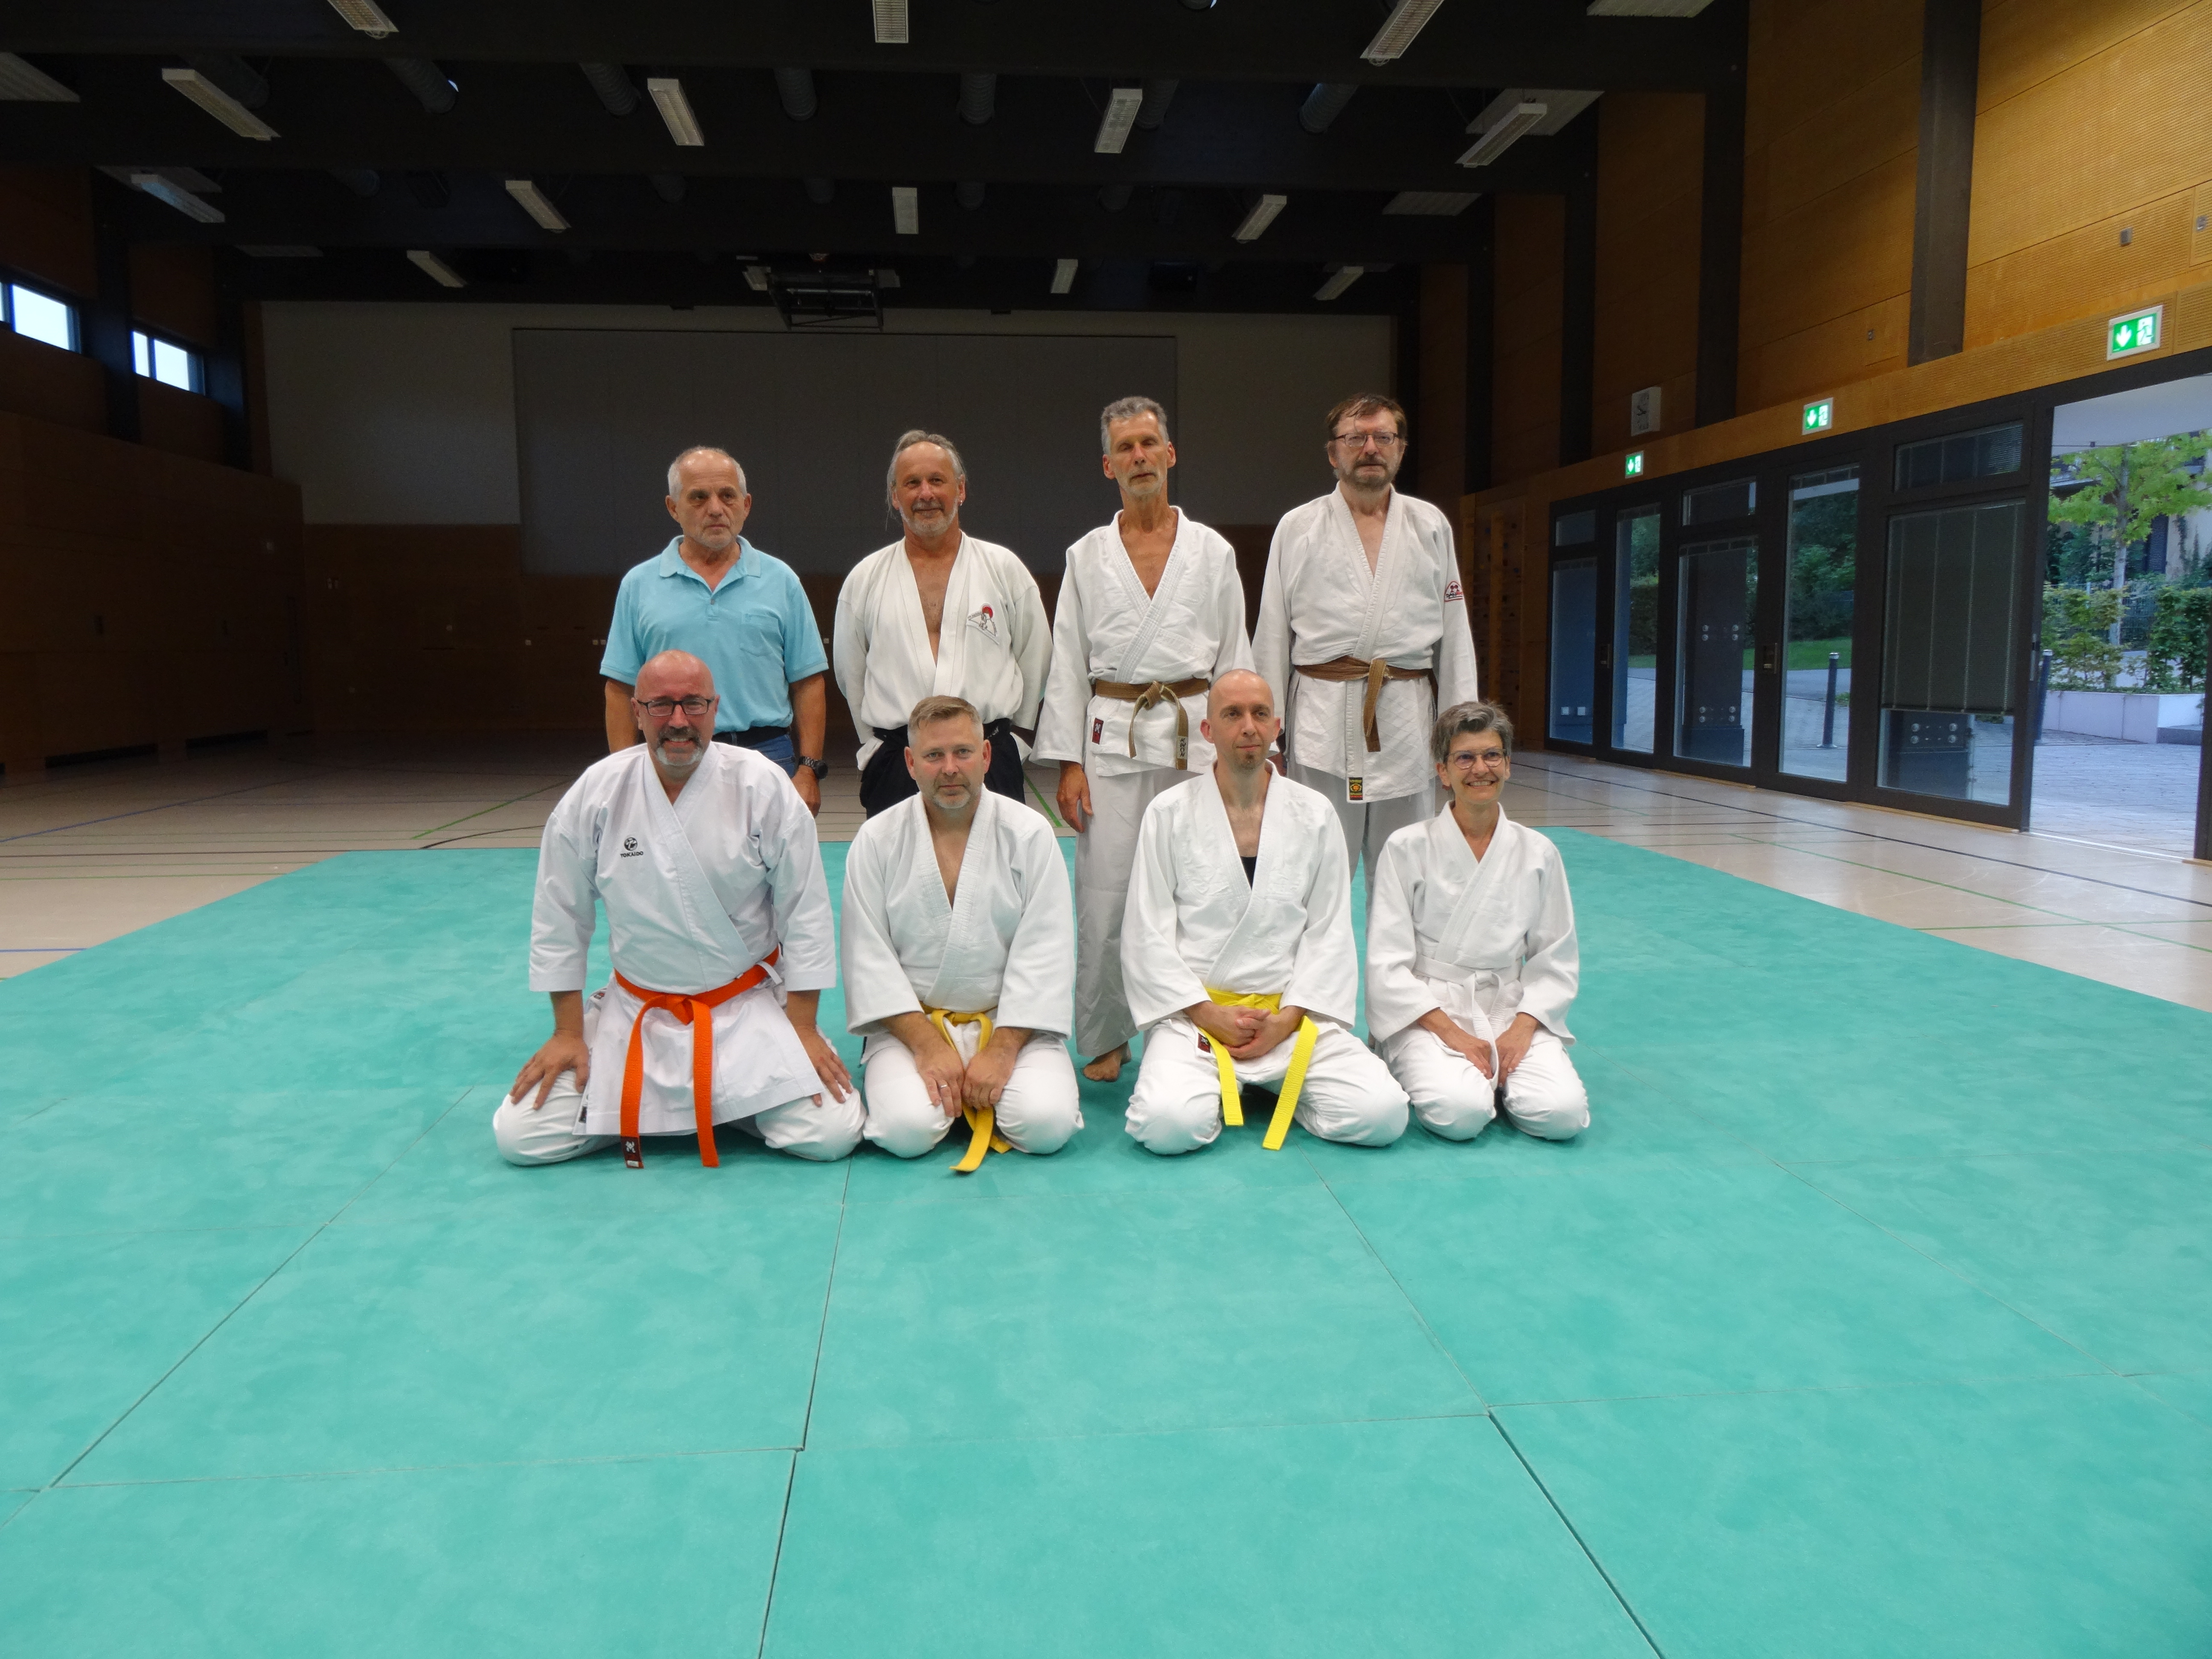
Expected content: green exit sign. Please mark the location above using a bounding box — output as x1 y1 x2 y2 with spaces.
1624 450 1646 478
2107 304 2163 358
1802 397 1834 434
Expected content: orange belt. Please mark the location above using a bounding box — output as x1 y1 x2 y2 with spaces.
613 948 779 1169
1294 656 1435 752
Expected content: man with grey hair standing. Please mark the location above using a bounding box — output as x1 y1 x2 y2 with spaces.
1035 395 1253 1082
600 445 832 814
833 429 1051 817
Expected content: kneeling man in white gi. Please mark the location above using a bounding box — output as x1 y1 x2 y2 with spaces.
496 650 861 1167
1122 669 1409 1155
842 695 1082 1168
1367 701 1589 1141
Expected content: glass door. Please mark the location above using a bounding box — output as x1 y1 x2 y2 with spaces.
1608 505 1661 756
1548 555 1598 745
1778 466 1860 782
1674 535 1757 767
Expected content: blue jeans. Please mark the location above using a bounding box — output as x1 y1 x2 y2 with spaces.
715 730 797 776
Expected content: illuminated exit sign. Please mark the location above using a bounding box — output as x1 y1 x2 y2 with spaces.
1624 450 1646 478
2107 304 2163 358
1802 396 1834 434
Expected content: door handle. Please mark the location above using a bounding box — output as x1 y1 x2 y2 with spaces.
1758 641 1779 673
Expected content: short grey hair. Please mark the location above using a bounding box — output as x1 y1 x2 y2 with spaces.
667 445 746 498
885 429 967 509
1100 395 1171 452
1430 700 1515 767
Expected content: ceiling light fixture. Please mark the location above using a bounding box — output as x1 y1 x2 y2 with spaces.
1051 258 1078 294
1315 265 1365 301
1458 102 1546 168
873 0 910 44
327 0 398 36
646 77 705 146
1471 88 1600 135
129 171 226 222
1361 0 1447 64
744 265 771 291
1383 190 1479 215
1586 0 1714 14
162 67 279 140
504 178 570 231
407 249 466 288
1094 85 1145 154
891 186 920 234
0 53 78 101
1231 193 1287 242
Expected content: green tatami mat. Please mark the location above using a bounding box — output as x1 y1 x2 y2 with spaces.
1 836 2208 1655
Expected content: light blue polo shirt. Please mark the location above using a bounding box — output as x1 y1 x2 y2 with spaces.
599 537 828 733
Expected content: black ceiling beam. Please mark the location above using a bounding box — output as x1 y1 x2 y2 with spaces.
0 1 1738 91
0 62 1575 198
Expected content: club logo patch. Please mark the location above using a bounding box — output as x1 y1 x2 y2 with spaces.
972 603 998 639
1347 777 1365 803
1092 716 1105 745
1444 579 1464 602
620 835 644 859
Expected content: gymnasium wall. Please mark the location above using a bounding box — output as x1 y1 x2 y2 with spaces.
1591 93 1705 456
1491 195 1567 486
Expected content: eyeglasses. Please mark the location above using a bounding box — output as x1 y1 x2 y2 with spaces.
1446 749 1508 771
1331 429 1405 451
636 695 715 719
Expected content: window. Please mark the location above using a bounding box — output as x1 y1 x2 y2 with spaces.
1553 508 1597 547
1682 476 1755 526
3 281 79 351
131 329 204 393
1893 422 2023 490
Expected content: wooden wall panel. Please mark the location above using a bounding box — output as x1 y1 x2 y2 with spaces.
1492 195 1566 487
138 379 225 464
0 330 105 435
1592 93 1704 456
1966 0 2212 346
128 243 219 346
1417 262 1470 504
0 166 95 298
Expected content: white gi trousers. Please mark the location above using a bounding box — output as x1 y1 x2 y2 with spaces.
1379 1023 1589 1141
859 1020 1083 1159
1072 765 1184 1059
1125 1014 1409 1155
1287 761 1436 896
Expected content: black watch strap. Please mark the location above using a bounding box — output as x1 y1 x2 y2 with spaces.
797 755 829 777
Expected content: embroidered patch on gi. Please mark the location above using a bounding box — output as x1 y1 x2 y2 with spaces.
619 835 644 858
1347 777 1365 803
1092 716 1104 745
1444 579 1464 602
972 603 998 639
1197 1031 1214 1055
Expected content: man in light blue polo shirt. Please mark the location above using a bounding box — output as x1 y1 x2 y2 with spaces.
601 446 832 814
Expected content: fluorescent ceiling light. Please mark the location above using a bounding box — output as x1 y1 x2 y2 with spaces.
162 67 279 140
1094 86 1144 154
646 77 704 147
1458 102 1546 168
407 249 465 288
891 185 920 234
1587 0 1712 14
326 0 399 35
129 171 225 222
1231 193 1287 242
1383 190 1479 215
0 53 78 101
1315 266 1365 301
1051 258 1077 294
1361 0 1447 64
744 265 771 292
873 0 910 44
504 177 570 231
1471 88 1600 136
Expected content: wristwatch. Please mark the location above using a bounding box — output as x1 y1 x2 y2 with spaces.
796 755 830 778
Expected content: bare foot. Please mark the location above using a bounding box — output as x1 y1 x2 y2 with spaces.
1081 1043 1129 1083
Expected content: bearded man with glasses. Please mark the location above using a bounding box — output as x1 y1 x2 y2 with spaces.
493 649 862 1169
1252 394 1480 894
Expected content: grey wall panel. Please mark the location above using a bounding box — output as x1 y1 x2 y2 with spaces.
512 328 1177 576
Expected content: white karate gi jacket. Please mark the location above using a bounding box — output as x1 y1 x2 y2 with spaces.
528 743 836 1135
1032 510 1254 777
1252 489 1480 801
832 533 1052 768
1120 770 1359 1030
1366 806 1579 1046
839 789 1074 1038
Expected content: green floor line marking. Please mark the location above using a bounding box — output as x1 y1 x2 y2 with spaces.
1025 771 1067 830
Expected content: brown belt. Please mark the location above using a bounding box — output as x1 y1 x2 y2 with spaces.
1091 675 1211 769
1294 656 1435 752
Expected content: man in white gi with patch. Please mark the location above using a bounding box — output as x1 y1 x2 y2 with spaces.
1368 701 1589 1141
1252 393 1480 891
1121 669 1409 1155
833 429 1051 817
1035 395 1253 1083
495 650 861 1167
842 695 1082 1169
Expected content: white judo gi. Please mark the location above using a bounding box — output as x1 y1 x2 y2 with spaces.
1367 806 1588 1141
832 533 1052 769
1121 770 1409 1155
492 742 862 1166
840 789 1082 1161
1032 509 1254 1059
1252 489 1480 888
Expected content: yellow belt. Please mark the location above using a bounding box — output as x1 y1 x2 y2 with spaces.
927 1007 1013 1174
1202 990 1319 1151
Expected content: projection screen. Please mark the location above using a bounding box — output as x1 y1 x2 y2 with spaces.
512 329 1178 577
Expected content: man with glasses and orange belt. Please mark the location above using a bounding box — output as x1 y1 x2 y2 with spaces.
493 650 861 1168
1252 393 1479 894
